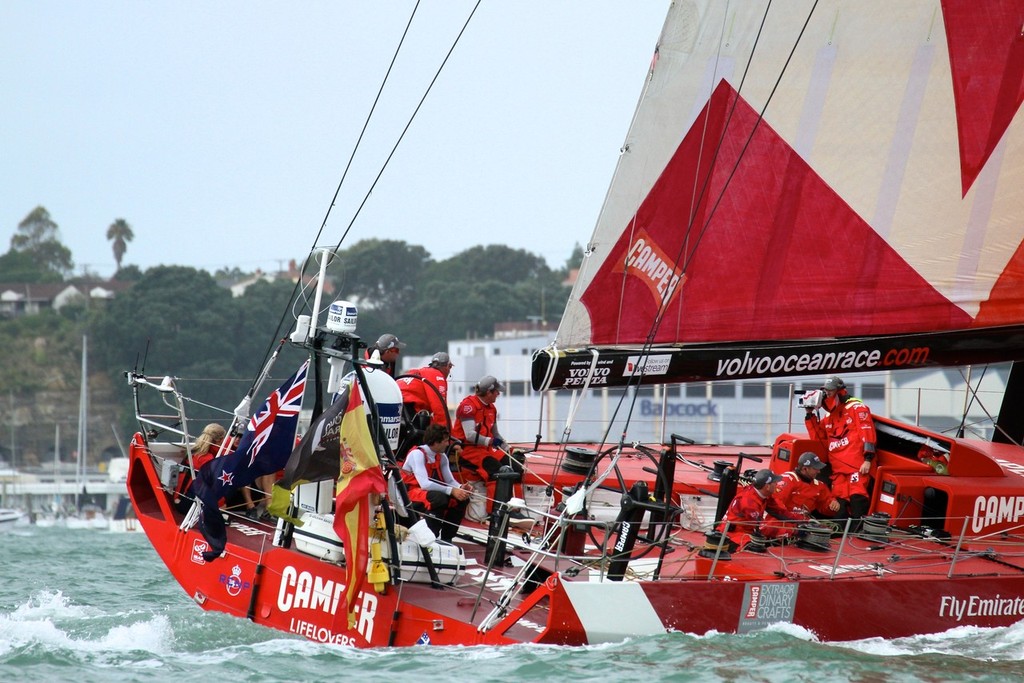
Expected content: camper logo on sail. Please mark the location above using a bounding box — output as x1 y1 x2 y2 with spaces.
618 231 684 306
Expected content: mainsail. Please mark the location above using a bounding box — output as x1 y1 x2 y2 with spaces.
533 0 1024 391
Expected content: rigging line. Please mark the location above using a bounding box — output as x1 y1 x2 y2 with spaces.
620 0 777 374
307 0 424 264
643 0 813 357
955 365 988 438
681 0 736 269
330 0 482 255
278 2 427 364
617 2 817 439
668 0 778 304
680 0 819 276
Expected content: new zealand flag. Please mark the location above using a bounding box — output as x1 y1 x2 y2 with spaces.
192 360 308 560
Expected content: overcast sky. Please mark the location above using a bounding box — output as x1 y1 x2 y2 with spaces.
2 1 669 278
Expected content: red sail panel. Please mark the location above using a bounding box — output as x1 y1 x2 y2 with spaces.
976 237 1024 326
580 81 973 346
942 0 1024 195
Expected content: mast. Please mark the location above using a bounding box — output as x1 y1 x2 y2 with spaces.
77 335 88 508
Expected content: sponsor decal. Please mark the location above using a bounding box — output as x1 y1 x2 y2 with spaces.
614 522 632 552
372 400 402 451
971 495 1024 533
564 369 610 387
615 230 684 307
277 565 378 643
639 399 718 417
737 583 798 633
561 358 617 388
287 618 364 646
828 436 850 452
624 354 671 377
939 594 1024 622
191 538 211 565
713 347 931 380
221 565 251 596
997 459 1024 477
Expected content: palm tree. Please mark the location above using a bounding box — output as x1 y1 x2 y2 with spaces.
106 218 134 271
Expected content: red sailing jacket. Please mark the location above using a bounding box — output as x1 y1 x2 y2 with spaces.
451 394 497 447
805 395 877 475
398 366 450 426
717 484 790 542
772 470 837 517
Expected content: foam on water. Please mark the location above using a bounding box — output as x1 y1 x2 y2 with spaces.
0 590 176 658
3 529 1024 681
838 620 1024 660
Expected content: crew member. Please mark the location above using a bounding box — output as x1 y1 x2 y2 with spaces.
804 376 877 527
365 333 405 377
173 423 226 514
399 351 454 428
715 469 790 551
761 451 840 540
451 374 521 522
401 424 470 542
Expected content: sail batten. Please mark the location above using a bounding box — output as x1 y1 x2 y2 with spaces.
540 0 1024 391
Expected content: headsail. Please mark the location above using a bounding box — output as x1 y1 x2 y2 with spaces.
534 0 1024 390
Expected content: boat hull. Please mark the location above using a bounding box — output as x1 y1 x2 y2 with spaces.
127 434 1024 647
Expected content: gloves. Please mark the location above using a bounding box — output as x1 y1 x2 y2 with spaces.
491 436 504 450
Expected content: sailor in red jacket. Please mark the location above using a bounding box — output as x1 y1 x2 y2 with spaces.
401 424 470 542
803 376 877 524
761 451 840 539
716 469 790 551
399 352 453 428
365 333 405 377
451 375 521 521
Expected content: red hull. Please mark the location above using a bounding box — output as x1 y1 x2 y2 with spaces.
128 418 1024 647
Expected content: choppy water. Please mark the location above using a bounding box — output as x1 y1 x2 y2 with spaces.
2 527 1024 682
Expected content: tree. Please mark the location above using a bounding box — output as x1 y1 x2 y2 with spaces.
0 249 53 283
113 264 143 281
563 243 585 278
332 239 432 342
106 218 134 271
8 206 74 279
88 265 240 412
231 279 308 375
404 245 569 351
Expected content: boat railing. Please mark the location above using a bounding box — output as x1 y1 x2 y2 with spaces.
126 372 193 445
477 505 622 632
701 515 1024 581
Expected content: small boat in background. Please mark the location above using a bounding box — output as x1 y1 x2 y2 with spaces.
108 495 141 533
0 508 25 532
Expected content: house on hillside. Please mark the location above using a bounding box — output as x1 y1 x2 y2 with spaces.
0 280 133 318
218 260 335 298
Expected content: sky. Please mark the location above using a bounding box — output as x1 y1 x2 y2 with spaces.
2 1 670 279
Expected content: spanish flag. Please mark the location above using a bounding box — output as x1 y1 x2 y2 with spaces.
331 382 387 629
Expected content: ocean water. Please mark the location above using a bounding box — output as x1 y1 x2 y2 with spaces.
2 528 1024 683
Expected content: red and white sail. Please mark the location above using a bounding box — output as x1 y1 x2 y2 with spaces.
536 0 1024 389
